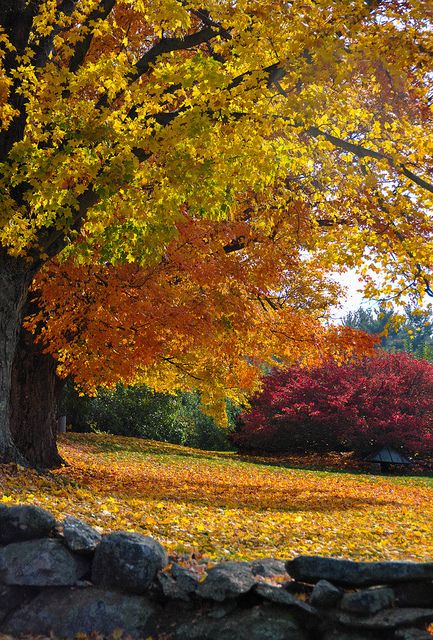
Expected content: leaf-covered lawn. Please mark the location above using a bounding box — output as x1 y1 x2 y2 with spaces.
1 433 433 562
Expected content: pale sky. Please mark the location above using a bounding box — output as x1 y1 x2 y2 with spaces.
330 270 377 324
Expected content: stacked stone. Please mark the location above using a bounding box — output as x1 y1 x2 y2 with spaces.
0 504 162 637
1 504 433 639
288 556 433 640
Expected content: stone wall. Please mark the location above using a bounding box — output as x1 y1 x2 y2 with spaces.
1 504 433 639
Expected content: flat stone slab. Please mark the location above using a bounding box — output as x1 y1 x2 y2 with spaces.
0 539 89 586
250 558 288 578
287 556 433 586
0 505 56 544
395 629 433 640
340 586 395 614
198 562 256 601
1 587 156 638
337 608 433 630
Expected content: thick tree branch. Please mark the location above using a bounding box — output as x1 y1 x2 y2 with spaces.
97 23 226 110
0 0 80 160
0 1 40 70
223 237 248 254
68 0 116 73
33 183 100 266
188 8 231 40
400 165 433 195
131 27 220 82
33 0 79 68
0 2 40 161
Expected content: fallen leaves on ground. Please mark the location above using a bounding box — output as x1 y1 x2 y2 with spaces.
1 433 433 562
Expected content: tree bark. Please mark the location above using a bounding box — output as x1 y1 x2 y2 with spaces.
0 248 33 464
10 324 65 468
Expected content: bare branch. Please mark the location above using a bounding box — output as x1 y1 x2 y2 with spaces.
307 126 433 195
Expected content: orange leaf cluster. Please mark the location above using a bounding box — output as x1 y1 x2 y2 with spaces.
28 216 377 414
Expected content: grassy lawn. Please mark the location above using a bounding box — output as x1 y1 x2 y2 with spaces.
1 432 432 562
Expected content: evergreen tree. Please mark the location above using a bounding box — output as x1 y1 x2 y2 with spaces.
344 305 433 360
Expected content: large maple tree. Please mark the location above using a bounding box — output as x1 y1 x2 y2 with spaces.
0 0 432 465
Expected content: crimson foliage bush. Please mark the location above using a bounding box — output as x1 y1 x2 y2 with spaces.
234 353 433 455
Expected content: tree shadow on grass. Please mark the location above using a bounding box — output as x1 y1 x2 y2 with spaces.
235 454 433 484
66 433 433 481
60 434 432 514
57 464 404 515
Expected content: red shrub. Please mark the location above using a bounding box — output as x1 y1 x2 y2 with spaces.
234 353 433 455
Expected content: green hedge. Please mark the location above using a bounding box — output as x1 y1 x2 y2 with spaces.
61 383 237 451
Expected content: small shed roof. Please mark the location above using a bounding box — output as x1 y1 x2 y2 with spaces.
365 446 411 465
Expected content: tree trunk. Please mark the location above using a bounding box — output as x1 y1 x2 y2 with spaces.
10 324 65 468
0 248 33 464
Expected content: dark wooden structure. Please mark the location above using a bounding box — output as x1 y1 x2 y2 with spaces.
365 446 411 474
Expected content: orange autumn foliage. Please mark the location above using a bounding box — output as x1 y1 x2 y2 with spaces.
28 214 377 416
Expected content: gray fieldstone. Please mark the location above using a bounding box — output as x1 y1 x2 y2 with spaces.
158 571 190 601
337 607 433 630
92 531 167 593
287 556 433 586
1 587 157 638
198 561 256 601
322 631 384 640
0 504 56 544
0 538 89 586
340 586 395 614
63 516 101 555
395 629 433 640
175 604 307 640
0 585 36 623
255 583 318 617
207 601 238 619
250 558 288 578
171 563 200 594
394 581 433 607
310 579 342 608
